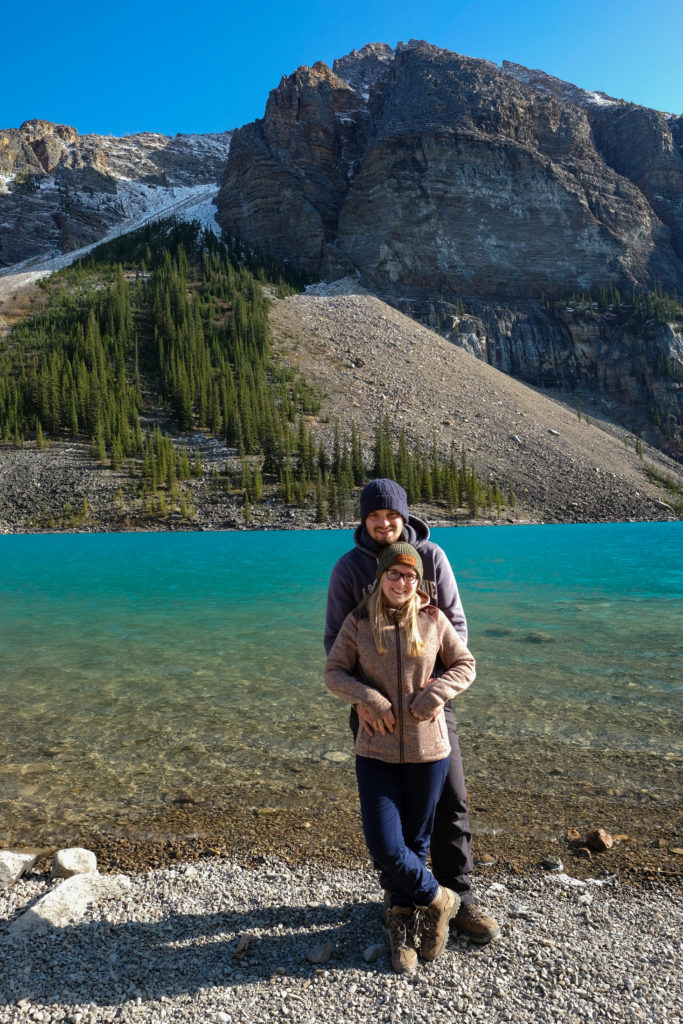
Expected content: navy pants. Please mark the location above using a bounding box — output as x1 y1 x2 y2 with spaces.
355 754 450 908
351 703 474 903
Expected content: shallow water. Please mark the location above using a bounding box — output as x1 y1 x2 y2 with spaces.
1 523 681 838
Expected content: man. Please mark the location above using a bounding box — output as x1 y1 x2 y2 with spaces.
325 477 500 944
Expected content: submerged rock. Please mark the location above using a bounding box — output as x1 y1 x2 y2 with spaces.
586 829 614 852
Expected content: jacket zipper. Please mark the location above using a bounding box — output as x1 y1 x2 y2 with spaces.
394 618 405 763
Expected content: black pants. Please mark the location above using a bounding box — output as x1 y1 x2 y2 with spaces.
350 702 474 903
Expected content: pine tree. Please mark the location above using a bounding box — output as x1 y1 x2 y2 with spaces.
332 420 342 479
396 429 409 488
111 436 124 470
315 471 328 523
252 464 263 502
351 421 365 484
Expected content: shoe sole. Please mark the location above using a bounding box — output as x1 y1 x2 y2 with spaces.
454 925 501 944
393 959 418 975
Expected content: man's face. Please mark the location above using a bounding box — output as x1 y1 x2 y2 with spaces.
365 508 404 545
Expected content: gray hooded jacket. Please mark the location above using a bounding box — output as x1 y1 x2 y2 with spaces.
324 514 467 654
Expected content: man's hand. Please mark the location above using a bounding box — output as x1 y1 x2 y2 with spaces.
357 703 395 735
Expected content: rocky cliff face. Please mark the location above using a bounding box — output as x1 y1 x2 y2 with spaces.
500 62 683 267
217 40 683 455
218 63 365 276
396 295 683 449
217 40 683 300
0 120 232 267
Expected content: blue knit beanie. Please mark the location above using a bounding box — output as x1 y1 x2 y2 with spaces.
360 478 410 524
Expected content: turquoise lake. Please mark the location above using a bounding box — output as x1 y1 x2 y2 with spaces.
0 522 681 840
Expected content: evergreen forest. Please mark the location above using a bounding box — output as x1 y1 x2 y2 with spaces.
0 220 511 526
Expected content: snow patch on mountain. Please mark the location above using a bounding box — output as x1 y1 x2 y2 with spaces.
0 182 222 300
500 60 624 109
0 123 232 274
76 130 232 182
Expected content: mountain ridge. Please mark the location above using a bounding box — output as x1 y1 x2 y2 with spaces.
1 40 682 478
218 39 683 294
0 120 231 270
216 39 683 459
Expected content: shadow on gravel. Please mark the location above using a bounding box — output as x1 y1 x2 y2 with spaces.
1 899 400 1008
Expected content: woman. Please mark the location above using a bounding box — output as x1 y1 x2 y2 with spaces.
325 542 476 974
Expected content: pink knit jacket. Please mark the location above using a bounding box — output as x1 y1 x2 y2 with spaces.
325 594 476 763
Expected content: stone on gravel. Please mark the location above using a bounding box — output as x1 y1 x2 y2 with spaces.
306 939 334 963
0 851 38 890
541 857 564 871
232 933 252 958
362 942 386 963
6 872 131 936
585 828 614 852
51 847 98 878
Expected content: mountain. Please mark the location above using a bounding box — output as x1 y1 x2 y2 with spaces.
1 40 682 464
218 40 683 298
0 119 232 269
216 40 683 458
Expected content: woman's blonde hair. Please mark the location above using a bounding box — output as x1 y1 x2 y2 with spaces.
370 580 425 657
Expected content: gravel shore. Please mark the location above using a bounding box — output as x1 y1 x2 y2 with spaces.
1 855 681 1024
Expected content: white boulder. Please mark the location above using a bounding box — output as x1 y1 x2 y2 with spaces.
51 847 98 878
7 873 131 936
0 851 39 890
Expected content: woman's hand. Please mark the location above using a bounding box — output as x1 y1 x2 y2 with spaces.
357 703 395 735
409 705 440 722
410 678 441 721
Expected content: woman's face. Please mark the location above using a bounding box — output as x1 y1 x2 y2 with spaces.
381 563 419 607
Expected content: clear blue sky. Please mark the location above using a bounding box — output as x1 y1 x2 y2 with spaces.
4 0 682 136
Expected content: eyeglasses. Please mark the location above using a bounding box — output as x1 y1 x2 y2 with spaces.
385 569 419 584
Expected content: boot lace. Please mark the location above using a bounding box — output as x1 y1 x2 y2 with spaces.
459 904 487 924
388 914 409 947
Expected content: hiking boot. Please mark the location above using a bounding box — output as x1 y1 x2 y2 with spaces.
386 905 418 974
381 890 392 925
416 885 459 961
452 902 501 944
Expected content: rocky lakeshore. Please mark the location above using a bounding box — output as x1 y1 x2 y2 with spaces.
2 636 681 1024
1 849 681 1024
